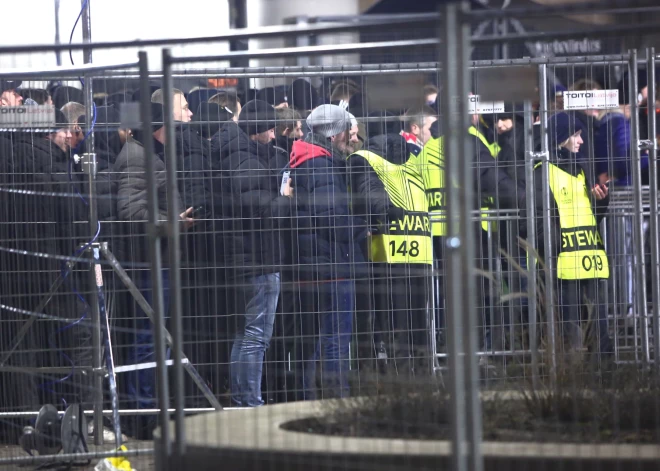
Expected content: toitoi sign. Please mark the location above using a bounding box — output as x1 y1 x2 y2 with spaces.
563 90 619 110
0 105 55 129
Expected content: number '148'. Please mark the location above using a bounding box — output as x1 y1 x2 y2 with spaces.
389 240 420 257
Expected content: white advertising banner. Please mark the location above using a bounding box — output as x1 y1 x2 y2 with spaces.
563 90 619 110
0 105 55 129
467 95 505 114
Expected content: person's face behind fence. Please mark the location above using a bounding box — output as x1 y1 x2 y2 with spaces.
48 127 72 152
253 128 275 145
562 130 583 154
0 89 23 107
331 128 351 155
346 125 359 153
173 93 193 122
418 115 437 145
496 118 514 135
290 120 303 140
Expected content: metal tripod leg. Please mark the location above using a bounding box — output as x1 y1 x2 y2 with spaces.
91 247 122 448
99 244 222 410
0 262 73 367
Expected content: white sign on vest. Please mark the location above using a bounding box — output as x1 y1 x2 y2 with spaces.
563 90 619 110
467 95 506 114
0 105 55 129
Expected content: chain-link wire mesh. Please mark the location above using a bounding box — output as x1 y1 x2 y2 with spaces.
2 2 660 471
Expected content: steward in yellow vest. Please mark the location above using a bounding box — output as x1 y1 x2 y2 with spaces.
535 112 612 354
347 133 432 375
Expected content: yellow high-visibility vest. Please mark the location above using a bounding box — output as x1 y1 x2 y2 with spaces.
416 136 447 237
536 162 610 280
469 126 501 232
350 150 433 265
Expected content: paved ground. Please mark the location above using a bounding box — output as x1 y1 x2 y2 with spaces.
0 440 155 470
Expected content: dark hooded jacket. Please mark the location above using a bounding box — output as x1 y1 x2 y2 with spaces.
496 114 527 184
208 123 292 279
289 133 367 280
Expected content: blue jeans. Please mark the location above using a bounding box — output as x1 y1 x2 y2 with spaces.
299 280 354 400
127 269 170 410
230 273 280 407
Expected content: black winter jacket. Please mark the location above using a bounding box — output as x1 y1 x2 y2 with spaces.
289 133 367 280
208 123 293 279
496 116 527 184
473 132 527 221
7 135 88 287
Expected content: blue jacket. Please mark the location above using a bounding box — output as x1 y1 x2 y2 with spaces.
289 133 367 280
594 112 647 186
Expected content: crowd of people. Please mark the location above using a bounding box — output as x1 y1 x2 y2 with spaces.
0 70 654 441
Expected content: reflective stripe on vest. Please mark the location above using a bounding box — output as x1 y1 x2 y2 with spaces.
352 150 433 265
417 137 447 237
536 162 610 280
469 126 500 232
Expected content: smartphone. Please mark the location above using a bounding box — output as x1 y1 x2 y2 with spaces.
191 205 205 218
280 170 291 196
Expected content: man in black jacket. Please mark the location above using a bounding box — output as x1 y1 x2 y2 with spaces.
470 112 527 359
209 100 293 407
1 111 91 435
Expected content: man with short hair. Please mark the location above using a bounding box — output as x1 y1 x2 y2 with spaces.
274 107 303 153
208 90 241 121
61 101 86 151
114 102 191 438
401 106 437 147
151 88 193 123
209 99 293 407
289 104 367 399
0 79 24 107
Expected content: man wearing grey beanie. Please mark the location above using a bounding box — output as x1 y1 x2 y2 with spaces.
288 104 367 400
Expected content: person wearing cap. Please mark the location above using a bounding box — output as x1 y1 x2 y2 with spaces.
6 109 90 423
256 85 289 109
468 109 526 360
193 102 234 141
208 99 293 407
532 111 613 358
288 103 367 400
0 79 24 107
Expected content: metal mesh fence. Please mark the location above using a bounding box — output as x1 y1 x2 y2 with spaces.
1 5 660 471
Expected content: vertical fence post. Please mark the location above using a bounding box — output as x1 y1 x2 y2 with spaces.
538 63 557 387
646 48 660 368
629 50 651 363
441 3 468 470
162 48 186 457
441 2 483 471
523 100 539 389
139 50 171 457
79 0 104 446
459 3 483 468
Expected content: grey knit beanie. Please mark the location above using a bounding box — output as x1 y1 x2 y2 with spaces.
306 104 351 138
